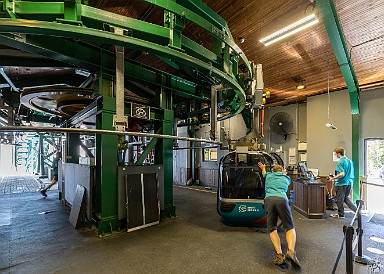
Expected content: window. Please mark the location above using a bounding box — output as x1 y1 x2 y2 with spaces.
365 138 384 180
364 138 384 214
203 148 217 161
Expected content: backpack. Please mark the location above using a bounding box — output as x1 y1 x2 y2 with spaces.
326 194 337 211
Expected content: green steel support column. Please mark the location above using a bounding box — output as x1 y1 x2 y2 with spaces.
189 128 196 182
66 133 80 164
64 0 81 22
212 37 224 70
155 89 175 219
164 3 184 50
232 55 239 77
189 101 196 182
38 133 45 176
95 93 119 235
318 0 361 198
2 0 16 19
317 0 360 115
222 44 231 75
98 70 114 97
352 114 360 202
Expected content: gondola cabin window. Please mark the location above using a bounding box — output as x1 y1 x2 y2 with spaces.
203 148 217 161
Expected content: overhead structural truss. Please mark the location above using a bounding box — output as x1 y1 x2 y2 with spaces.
0 0 253 119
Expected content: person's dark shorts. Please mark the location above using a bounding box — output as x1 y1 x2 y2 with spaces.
52 174 58 181
264 196 294 232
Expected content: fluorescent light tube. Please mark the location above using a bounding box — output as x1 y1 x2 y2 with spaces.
260 14 319 46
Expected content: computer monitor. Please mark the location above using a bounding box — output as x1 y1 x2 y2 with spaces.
298 162 308 174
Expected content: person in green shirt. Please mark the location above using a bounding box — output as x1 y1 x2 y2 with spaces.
258 162 301 269
40 151 61 197
329 147 357 218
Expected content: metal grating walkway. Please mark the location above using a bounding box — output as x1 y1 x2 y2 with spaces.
0 175 41 194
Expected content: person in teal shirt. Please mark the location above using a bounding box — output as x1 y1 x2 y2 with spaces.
258 162 301 269
330 147 357 218
40 151 61 197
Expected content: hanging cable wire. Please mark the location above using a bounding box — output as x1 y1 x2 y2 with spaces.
327 60 331 123
326 57 337 129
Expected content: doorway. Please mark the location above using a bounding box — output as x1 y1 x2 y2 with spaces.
0 143 15 175
364 138 384 214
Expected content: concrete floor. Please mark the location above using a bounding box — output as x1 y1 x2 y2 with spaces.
0 177 383 274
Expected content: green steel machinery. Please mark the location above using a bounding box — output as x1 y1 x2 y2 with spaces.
0 0 264 235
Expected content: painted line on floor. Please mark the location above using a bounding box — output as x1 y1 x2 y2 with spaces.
174 185 217 195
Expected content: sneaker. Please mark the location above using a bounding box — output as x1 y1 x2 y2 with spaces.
286 250 301 269
273 253 285 265
330 214 345 219
40 189 47 197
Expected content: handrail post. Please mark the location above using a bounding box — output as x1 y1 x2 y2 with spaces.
354 199 372 265
345 225 354 274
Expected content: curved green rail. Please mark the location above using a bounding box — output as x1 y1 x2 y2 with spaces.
0 0 253 120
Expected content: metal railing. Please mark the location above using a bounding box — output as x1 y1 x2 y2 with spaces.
330 178 384 274
331 200 359 274
0 126 222 144
360 180 384 222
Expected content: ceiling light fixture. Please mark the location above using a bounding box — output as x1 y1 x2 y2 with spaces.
238 37 245 44
296 81 306 90
259 14 319 46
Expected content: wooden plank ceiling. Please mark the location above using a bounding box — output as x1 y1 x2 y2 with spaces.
90 0 384 105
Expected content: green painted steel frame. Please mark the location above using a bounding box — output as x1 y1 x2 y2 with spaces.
155 90 175 219
143 0 250 72
318 0 361 200
37 133 45 176
317 0 360 115
0 18 245 115
352 114 360 202
0 0 251 118
95 95 120 235
0 0 252 231
0 34 205 101
8 1 249 71
135 127 162 165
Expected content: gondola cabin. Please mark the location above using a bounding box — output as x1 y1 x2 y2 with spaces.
217 151 284 225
